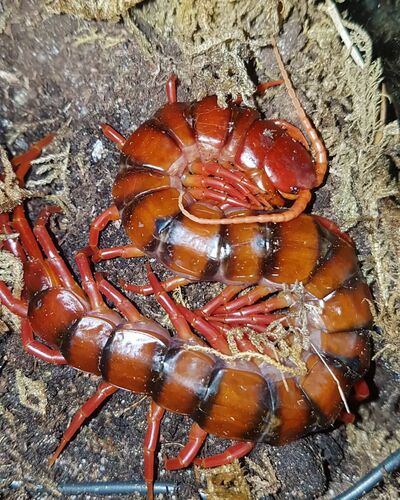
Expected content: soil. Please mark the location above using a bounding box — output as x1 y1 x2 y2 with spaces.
0 1 399 499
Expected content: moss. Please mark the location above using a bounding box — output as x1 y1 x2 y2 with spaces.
44 0 143 21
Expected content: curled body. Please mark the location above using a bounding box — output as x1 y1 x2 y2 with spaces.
1 202 372 447
1 116 371 497
87 46 374 449
2 207 372 446
95 41 328 262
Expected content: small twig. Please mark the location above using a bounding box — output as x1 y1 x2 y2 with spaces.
374 83 389 145
326 0 365 69
372 343 393 361
114 395 147 417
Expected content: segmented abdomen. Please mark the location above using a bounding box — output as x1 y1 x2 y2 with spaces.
49 214 371 445
59 309 370 446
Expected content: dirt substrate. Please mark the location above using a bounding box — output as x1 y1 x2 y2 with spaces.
0 1 399 499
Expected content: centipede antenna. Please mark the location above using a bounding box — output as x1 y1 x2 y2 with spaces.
271 36 327 187
311 342 350 413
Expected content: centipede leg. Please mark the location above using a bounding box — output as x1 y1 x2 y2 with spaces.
33 207 78 290
165 423 207 470
353 379 370 401
144 401 165 500
146 266 231 353
182 174 249 204
209 313 283 327
212 285 274 314
89 205 144 262
200 285 245 316
175 304 231 354
193 441 255 468
11 132 55 183
12 206 43 261
74 249 106 310
95 271 143 322
21 319 66 364
214 293 289 317
146 265 199 343
49 382 117 465
120 276 191 296
166 74 178 104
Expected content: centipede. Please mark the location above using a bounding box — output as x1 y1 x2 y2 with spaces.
83 39 373 493
1 44 372 499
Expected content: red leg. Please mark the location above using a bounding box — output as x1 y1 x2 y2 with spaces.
182 174 248 203
166 74 178 104
144 401 165 500
120 276 191 296
89 205 121 248
21 319 66 364
74 249 105 311
192 161 261 196
214 294 289 317
146 265 199 344
33 207 78 290
176 304 231 354
165 423 207 470
233 79 283 105
89 205 144 262
95 245 145 261
209 313 283 327
353 379 370 402
212 285 273 314
188 187 252 208
95 272 143 322
49 382 117 465
0 282 28 316
338 411 355 424
11 132 55 183
338 379 370 424
256 79 283 93
194 441 255 468
12 206 43 261
314 215 354 246
200 285 245 316
101 124 126 149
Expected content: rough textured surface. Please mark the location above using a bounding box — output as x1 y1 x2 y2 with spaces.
0 0 399 499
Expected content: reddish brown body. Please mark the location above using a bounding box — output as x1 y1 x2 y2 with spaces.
2 204 372 446
1 52 372 496
88 64 373 447
3 138 371 449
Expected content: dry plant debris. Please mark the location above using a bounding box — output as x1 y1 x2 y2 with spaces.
15 369 48 416
198 460 252 500
0 145 29 213
44 0 143 21
0 249 23 333
245 453 280 498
